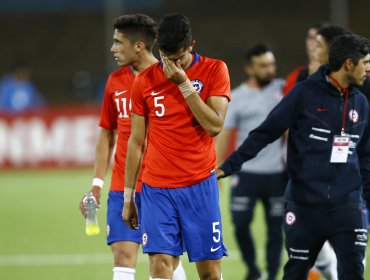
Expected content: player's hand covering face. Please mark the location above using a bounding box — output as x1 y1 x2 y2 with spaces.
161 55 188 85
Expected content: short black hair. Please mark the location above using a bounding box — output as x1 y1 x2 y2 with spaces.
317 25 351 46
113 14 157 51
244 44 272 65
329 33 370 71
157 14 192 53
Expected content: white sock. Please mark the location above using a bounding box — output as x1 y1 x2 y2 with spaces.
113 267 135 280
315 242 337 280
172 260 186 280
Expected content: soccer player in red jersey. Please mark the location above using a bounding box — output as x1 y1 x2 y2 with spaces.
123 14 231 280
79 14 186 280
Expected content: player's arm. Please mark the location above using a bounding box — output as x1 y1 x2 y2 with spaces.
215 128 232 167
79 127 116 215
92 128 116 200
162 56 228 136
185 94 228 137
215 128 232 189
217 85 305 179
122 113 146 230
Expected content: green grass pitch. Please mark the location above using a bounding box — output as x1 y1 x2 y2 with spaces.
0 169 369 279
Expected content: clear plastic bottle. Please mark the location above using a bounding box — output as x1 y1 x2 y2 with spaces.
83 192 100 236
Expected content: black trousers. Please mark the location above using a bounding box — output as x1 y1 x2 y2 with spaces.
230 171 287 280
283 201 367 280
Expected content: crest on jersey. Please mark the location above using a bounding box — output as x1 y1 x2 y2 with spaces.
285 212 296 225
349 109 359 123
191 79 204 93
142 232 148 246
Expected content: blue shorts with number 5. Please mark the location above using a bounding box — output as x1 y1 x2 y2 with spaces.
141 173 228 262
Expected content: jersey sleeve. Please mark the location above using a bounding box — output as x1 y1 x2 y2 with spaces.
131 75 148 117
99 75 117 130
208 61 231 101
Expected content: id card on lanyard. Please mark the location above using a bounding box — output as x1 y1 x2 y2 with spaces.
328 74 351 163
330 135 350 163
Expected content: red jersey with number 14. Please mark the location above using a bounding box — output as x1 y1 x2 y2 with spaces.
99 65 143 192
131 53 231 188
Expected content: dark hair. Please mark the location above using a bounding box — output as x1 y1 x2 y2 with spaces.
317 25 351 46
157 14 192 53
113 14 157 51
329 34 370 71
309 21 330 31
244 44 272 65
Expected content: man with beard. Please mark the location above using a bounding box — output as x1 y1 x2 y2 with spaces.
216 44 287 280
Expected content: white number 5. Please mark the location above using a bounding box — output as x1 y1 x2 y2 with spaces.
212 221 221 243
154 96 165 117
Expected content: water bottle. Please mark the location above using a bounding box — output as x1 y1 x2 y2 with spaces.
83 192 100 236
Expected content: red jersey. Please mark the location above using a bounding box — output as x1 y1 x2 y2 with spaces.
131 53 231 188
99 65 143 192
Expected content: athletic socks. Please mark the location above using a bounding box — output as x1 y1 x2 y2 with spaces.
172 260 187 280
113 267 135 280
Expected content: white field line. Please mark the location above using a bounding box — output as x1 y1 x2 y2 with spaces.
0 250 242 266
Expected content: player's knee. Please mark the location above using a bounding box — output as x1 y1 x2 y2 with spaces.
112 248 136 267
197 262 222 280
150 255 174 276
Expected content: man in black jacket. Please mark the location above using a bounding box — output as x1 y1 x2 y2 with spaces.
217 34 370 279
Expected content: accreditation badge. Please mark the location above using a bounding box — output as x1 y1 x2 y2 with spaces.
330 135 350 163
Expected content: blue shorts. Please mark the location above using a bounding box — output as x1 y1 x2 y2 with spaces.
106 191 142 245
141 174 228 262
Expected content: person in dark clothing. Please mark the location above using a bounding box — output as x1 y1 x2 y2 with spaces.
293 24 351 280
217 34 370 279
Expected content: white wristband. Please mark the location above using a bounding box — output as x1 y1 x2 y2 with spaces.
123 188 135 202
178 79 195 99
92 178 104 189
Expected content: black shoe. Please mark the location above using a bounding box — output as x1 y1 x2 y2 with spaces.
246 270 262 280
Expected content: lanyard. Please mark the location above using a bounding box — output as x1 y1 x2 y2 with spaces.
329 75 349 135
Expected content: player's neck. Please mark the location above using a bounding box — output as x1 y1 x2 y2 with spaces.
131 53 158 76
246 78 261 89
328 71 350 90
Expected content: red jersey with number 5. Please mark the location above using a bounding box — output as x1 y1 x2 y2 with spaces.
131 53 231 188
99 65 143 192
